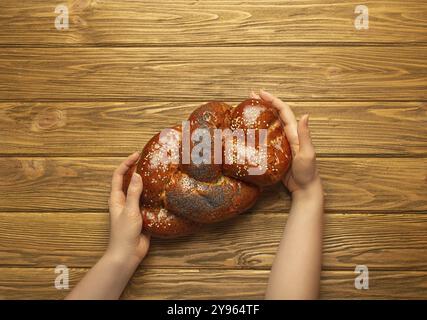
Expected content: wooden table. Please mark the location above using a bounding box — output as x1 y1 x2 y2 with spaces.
0 0 426 299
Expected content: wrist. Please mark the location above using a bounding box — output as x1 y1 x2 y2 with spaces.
104 247 142 271
292 176 324 201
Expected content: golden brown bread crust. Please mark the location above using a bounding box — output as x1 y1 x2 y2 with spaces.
224 99 292 186
165 172 259 223
122 99 291 238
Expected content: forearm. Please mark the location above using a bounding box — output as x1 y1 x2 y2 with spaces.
265 178 324 299
65 251 141 300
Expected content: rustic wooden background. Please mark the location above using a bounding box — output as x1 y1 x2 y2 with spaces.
0 0 426 299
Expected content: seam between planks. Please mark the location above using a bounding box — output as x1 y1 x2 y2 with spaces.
1 210 427 214
0 43 427 48
0 153 426 158
0 99 426 103
1 266 427 272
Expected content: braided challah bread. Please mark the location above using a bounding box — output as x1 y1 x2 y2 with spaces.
122 99 292 237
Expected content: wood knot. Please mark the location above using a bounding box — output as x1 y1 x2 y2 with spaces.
71 16 88 27
21 159 46 180
325 66 343 79
32 108 66 132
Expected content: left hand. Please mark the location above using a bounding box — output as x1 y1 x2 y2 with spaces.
107 152 150 264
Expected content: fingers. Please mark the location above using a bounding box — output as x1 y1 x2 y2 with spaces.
249 90 261 99
111 151 140 194
258 89 299 151
110 152 140 209
259 90 297 130
297 114 315 156
125 172 143 213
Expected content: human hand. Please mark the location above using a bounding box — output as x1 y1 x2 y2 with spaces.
107 152 150 265
250 90 321 194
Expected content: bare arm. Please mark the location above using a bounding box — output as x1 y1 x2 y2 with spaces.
66 152 150 299
65 250 141 300
252 90 324 300
266 178 323 299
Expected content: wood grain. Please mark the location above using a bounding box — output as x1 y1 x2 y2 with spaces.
0 47 426 101
0 101 426 156
0 157 425 212
0 212 426 270
0 1 426 45
0 268 425 299
0 0 426 301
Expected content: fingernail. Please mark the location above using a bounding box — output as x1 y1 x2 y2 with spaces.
131 172 141 185
132 151 141 163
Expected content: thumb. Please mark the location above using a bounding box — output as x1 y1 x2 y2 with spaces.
125 172 143 213
297 114 314 155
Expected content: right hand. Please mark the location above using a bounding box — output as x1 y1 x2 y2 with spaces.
250 90 321 193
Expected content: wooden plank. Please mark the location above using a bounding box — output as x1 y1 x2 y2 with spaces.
0 101 426 156
0 268 425 299
0 212 426 270
319 270 427 300
0 1 426 45
0 157 425 212
0 47 425 101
